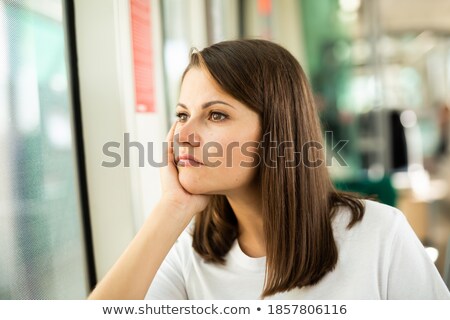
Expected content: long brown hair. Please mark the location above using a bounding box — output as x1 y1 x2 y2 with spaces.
183 39 365 299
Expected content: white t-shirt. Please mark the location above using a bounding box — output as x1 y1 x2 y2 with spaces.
145 200 450 299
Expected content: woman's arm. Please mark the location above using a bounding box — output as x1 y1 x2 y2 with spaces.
88 121 210 299
386 211 450 299
87 199 191 300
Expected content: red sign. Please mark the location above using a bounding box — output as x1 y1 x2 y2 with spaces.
258 0 272 16
130 0 155 113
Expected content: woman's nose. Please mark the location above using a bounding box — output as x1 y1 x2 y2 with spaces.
175 121 201 147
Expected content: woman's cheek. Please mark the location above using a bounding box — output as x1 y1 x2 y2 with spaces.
178 169 204 194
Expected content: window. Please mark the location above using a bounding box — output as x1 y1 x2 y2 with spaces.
0 0 90 299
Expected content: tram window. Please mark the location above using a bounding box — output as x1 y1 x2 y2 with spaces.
0 0 90 299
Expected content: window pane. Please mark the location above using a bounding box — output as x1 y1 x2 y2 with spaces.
0 0 90 299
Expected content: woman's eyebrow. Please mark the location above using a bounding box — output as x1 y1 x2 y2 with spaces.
177 100 236 110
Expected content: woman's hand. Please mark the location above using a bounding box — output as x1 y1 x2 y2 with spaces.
88 125 206 300
159 121 211 219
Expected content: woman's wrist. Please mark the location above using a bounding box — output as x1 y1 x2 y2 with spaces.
156 197 195 226
159 195 187 211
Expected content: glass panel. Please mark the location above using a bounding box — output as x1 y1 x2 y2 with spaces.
0 0 89 299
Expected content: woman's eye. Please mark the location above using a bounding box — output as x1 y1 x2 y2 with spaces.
176 111 228 122
209 112 228 122
175 112 188 122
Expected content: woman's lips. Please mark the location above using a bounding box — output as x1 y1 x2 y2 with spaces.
175 154 204 167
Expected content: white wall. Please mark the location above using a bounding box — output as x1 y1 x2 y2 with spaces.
74 0 167 281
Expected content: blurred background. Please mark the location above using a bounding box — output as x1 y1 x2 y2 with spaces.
1 0 450 298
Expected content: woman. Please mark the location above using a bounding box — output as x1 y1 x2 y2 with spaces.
88 40 450 299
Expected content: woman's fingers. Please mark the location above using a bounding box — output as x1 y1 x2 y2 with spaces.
166 121 177 142
165 121 178 164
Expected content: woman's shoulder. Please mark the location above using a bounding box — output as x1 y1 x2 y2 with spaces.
161 221 197 272
177 221 195 246
361 199 404 224
332 199 406 242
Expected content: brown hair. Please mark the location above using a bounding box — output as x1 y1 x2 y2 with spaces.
182 39 365 299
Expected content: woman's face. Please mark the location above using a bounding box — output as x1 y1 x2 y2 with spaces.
174 67 261 195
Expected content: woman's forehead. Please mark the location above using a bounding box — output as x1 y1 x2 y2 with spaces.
181 68 224 94
179 69 241 108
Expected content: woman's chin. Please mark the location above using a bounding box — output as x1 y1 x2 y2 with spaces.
178 174 207 195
